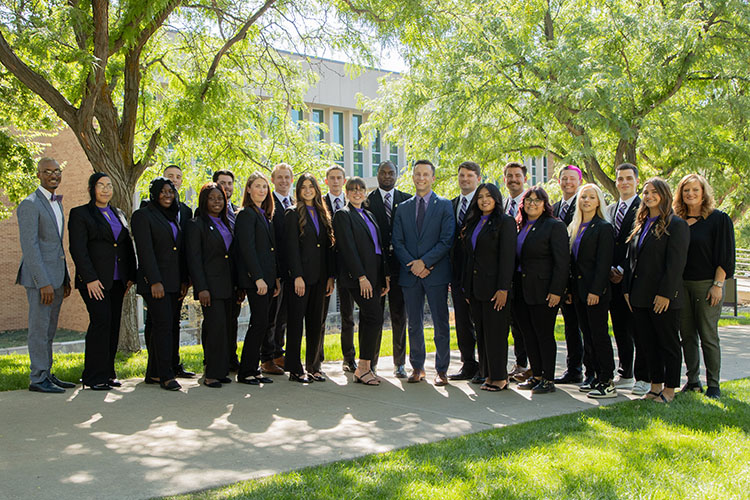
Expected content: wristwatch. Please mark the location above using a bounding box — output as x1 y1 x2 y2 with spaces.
712 280 724 288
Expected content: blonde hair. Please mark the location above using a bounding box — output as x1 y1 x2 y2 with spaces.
271 162 294 181
568 184 608 250
673 173 715 219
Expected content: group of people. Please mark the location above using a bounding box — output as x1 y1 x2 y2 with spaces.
17 157 735 403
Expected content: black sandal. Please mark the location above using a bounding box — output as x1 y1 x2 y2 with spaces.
354 370 380 386
481 381 509 392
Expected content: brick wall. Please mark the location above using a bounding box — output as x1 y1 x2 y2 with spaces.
0 127 93 332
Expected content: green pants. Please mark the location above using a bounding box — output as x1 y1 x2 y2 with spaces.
679 279 723 388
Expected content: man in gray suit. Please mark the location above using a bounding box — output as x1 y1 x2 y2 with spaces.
16 157 75 393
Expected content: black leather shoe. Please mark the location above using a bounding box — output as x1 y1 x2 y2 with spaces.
309 373 327 382
49 374 76 389
518 378 540 390
85 383 112 391
681 381 704 393
290 372 313 383
108 379 122 387
554 371 583 384
342 360 357 373
705 386 721 399
144 377 160 385
160 379 181 391
204 380 222 388
29 379 65 393
218 377 233 384
238 377 260 385
532 379 556 394
175 366 196 378
470 374 486 385
448 367 477 381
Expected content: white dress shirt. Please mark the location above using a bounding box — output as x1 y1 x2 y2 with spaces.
38 186 63 237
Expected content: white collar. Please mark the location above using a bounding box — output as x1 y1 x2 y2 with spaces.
273 191 291 204
38 185 55 201
618 194 637 209
378 187 395 199
328 192 345 203
460 189 477 204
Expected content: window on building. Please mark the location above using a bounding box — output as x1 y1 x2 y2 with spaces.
332 111 344 168
291 108 303 125
542 156 548 183
390 143 399 167
531 157 537 185
352 114 363 177
312 109 325 141
371 130 381 176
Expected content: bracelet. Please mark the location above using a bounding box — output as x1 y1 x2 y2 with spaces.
712 280 724 288
359 276 367 282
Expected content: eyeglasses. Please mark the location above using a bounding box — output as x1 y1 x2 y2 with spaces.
524 198 543 206
41 169 62 176
347 187 366 193
96 183 113 191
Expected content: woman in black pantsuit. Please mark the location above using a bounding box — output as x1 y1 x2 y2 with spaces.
461 184 516 392
567 183 616 399
512 186 569 394
333 177 390 386
285 173 335 383
69 173 136 390
624 177 689 403
186 182 239 388
131 177 187 391
235 171 280 385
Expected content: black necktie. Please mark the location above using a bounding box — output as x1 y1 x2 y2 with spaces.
416 197 426 233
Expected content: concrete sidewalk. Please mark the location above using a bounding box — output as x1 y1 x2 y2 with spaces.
1 325 748 500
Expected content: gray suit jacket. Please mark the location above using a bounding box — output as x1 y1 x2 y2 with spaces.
16 188 70 289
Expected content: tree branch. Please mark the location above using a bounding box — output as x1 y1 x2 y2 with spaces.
198 0 278 101
79 0 110 129
339 0 397 23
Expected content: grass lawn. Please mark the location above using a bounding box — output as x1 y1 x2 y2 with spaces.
164 378 750 500
0 328 85 349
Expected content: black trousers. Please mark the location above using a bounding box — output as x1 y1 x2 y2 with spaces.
509 311 528 367
451 283 478 373
574 297 615 383
286 280 326 376
80 280 125 385
512 274 558 381
373 279 407 368
609 283 648 380
318 284 356 366
144 295 185 373
633 307 682 388
144 292 178 381
239 289 270 379
228 299 242 369
261 282 286 362
347 284 383 361
561 301 591 376
469 297 510 382
201 298 232 379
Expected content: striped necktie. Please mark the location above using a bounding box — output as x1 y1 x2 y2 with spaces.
508 199 517 217
384 192 392 222
559 201 569 221
615 201 627 236
334 197 341 212
283 197 290 209
458 197 467 225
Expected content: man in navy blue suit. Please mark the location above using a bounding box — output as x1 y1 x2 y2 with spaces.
392 160 455 386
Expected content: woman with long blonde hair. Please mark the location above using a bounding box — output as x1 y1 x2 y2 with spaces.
623 177 689 403
673 173 735 399
567 184 616 399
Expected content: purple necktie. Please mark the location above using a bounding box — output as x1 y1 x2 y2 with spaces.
508 199 517 217
334 197 341 212
283 197 290 209
614 201 627 236
384 192 392 222
559 201 569 221
458 197 467 225
50 194 63 202
416 197 426 233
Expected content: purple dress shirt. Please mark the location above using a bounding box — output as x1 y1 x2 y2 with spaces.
471 215 489 250
516 219 537 271
572 221 590 260
356 207 382 255
99 206 123 281
638 216 659 249
306 205 320 235
209 216 233 250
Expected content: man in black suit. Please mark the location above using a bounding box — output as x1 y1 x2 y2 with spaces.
502 161 530 381
448 161 481 382
552 165 591 385
260 162 294 374
366 160 411 378
141 165 194 379
213 169 242 371
605 163 648 394
322 165 358 373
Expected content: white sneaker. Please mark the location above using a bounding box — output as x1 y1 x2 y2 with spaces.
631 380 650 396
614 376 634 389
578 379 596 392
588 381 617 399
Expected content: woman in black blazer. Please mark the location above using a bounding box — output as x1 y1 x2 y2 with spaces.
284 173 335 383
131 177 187 391
333 177 390 386
512 186 569 394
567 184 616 399
235 171 280 385
185 182 239 388
68 173 136 390
624 177 689 403
461 183 516 392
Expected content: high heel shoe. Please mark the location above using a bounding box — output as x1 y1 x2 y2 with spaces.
84 383 112 391
289 372 313 383
144 377 160 385
160 379 181 391
353 370 380 386
107 379 122 387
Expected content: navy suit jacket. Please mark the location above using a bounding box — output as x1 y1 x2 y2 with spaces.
392 192 455 287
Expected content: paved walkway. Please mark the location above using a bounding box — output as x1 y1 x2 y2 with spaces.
1 325 748 500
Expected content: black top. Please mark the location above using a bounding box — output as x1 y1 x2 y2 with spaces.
462 212 517 302
450 195 470 283
569 215 614 302
332 204 388 289
68 202 137 291
515 215 570 305
235 206 278 290
185 216 236 300
284 207 334 285
367 188 411 278
131 204 187 295
683 209 736 281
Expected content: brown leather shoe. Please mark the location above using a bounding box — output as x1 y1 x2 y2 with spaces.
261 360 284 375
407 369 426 383
273 356 285 370
513 368 533 383
434 372 449 387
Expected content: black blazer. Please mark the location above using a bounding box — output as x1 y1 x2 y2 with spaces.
450 195 471 283
285 207 334 285
68 202 136 290
366 188 411 277
332 204 388 289
235 206 278 290
553 196 577 226
462 213 517 302
131 204 186 295
569 215 614 302
185 216 236 300
516 216 570 305
609 197 641 270
624 215 689 309
140 199 192 230
272 194 289 280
